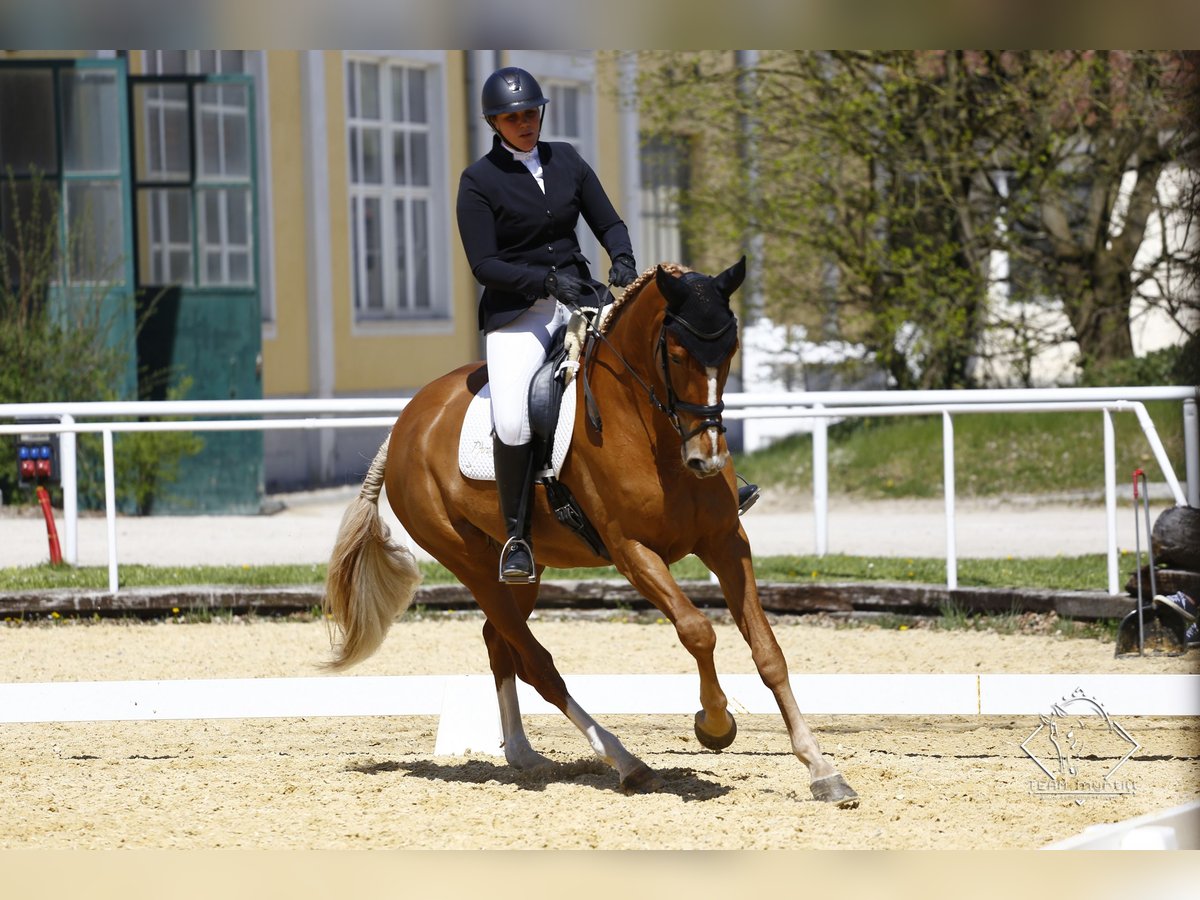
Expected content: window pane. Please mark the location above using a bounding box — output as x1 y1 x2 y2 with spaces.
561 87 579 137
412 198 429 308
166 189 190 241
196 83 252 181
408 68 427 123
394 198 407 308
205 250 221 282
351 196 362 305
390 67 406 122
361 128 381 184
226 188 248 244
221 98 250 177
229 251 249 284
61 69 121 174
410 134 429 186
392 132 407 185
67 182 124 282
346 63 358 117
360 63 380 119
139 188 192 285
0 68 57 173
197 51 218 74
199 190 219 243
134 83 189 181
168 250 191 282
363 197 382 309
348 129 360 183
198 110 221 178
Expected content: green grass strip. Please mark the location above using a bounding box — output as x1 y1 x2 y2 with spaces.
0 552 1122 593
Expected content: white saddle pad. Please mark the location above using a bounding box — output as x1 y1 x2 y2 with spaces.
458 379 578 481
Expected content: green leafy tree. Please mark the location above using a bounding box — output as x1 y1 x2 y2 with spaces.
634 50 1198 388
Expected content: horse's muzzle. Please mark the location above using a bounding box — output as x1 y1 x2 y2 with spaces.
683 440 729 478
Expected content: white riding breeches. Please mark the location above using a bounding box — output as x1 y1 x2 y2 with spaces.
486 296 570 447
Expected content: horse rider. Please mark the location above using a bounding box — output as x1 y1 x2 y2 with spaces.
456 66 758 584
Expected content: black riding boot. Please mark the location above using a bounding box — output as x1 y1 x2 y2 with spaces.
737 477 761 516
493 436 537 583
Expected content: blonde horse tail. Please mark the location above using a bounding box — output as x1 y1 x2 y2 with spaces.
322 438 422 671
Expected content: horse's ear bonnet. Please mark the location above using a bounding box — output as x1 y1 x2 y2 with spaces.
655 258 744 366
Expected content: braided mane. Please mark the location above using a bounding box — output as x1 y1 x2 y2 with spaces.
598 262 691 334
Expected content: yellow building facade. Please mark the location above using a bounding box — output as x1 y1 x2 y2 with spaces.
0 50 638 493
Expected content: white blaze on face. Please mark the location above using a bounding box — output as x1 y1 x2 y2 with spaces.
706 366 722 461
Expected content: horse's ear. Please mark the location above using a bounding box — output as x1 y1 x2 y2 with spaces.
655 264 688 313
712 256 747 302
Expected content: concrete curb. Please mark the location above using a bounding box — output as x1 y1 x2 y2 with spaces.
0 579 1132 621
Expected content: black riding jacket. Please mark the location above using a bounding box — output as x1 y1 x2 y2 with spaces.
456 135 633 332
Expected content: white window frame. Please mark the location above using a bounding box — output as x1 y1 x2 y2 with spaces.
345 51 452 333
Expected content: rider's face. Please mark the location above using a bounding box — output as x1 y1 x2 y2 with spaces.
493 108 541 152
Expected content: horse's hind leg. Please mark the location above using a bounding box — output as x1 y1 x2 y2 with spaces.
481 583 553 770
698 535 859 807
462 569 663 793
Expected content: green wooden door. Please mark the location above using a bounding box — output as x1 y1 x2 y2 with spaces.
129 73 263 513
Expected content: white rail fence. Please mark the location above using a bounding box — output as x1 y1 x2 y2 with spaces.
1 386 1197 596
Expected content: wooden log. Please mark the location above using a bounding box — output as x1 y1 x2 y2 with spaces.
0 580 1129 620
1124 565 1200 601
1152 505 1200 570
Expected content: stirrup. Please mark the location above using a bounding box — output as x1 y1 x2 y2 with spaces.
737 481 761 516
498 537 537 584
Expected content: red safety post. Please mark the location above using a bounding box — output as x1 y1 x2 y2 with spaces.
35 485 64 566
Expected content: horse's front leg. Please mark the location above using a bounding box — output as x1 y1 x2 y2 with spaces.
697 529 859 808
465 571 662 793
612 541 737 751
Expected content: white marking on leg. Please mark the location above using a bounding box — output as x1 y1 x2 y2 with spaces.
564 696 642 778
496 676 549 769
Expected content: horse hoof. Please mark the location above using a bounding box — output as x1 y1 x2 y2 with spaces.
694 710 737 751
810 774 859 808
620 762 665 794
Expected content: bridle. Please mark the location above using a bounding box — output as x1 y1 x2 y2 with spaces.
569 282 735 443
655 311 733 441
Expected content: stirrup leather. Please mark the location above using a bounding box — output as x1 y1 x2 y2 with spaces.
498 536 537 583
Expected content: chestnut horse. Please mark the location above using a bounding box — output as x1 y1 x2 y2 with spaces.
323 259 858 806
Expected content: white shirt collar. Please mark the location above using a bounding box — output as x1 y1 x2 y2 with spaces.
502 141 544 193
502 141 539 164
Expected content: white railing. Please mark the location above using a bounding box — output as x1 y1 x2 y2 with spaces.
1 386 1197 596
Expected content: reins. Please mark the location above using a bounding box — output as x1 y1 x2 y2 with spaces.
565 281 729 442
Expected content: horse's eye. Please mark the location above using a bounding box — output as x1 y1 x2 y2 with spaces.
668 351 686 365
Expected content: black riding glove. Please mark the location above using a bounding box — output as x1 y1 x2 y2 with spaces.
608 254 638 287
544 270 586 306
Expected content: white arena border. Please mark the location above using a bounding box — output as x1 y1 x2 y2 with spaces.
1 673 1196 756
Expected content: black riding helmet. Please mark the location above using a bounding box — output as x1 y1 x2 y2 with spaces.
481 66 548 118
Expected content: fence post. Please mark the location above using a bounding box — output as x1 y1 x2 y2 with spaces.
1184 398 1198 508
103 428 118 595
942 411 957 590
60 413 78 565
1104 409 1119 594
813 406 828 556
